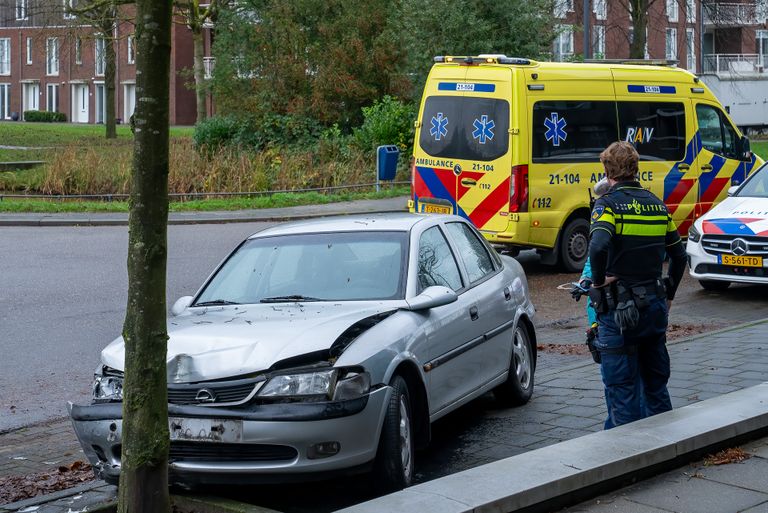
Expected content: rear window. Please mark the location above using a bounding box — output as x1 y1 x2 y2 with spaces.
618 101 686 161
419 96 510 162
532 101 618 163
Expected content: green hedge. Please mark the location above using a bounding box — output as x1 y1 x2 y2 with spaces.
24 111 67 123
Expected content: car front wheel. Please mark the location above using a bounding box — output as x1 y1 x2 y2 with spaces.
372 375 414 492
493 323 535 407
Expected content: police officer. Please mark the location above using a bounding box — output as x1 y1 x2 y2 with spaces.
588 141 687 429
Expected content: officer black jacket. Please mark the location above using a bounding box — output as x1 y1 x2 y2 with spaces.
589 180 687 299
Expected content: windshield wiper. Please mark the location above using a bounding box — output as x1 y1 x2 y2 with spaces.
194 299 241 307
260 295 322 303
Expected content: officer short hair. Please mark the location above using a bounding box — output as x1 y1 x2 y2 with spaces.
600 142 639 181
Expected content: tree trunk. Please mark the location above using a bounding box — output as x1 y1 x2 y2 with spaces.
193 28 207 123
629 0 648 59
105 27 117 139
117 0 173 511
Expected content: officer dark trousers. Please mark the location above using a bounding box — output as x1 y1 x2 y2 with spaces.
596 293 672 429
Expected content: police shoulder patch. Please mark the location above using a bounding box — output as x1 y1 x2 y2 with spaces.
592 206 604 221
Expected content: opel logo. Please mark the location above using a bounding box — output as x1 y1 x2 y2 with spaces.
195 388 216 403
730 238 749 256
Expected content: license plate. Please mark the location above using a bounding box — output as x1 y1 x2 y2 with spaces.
420 203 452 215
169 417 242 443
718 254 763 267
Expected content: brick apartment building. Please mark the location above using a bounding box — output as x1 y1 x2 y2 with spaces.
0 0 212 125
553 0 768 128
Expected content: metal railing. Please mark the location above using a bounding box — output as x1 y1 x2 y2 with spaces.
703 2 760 25
203 57 215 79
703 53 766 74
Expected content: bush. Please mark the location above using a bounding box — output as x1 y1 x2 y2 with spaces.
24 111 67 123
194 114 323 153
353 96 416 153
193 115 241 153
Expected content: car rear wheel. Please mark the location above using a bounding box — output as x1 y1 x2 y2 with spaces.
372 375 414 492
493 323 534 407
699 279 731 291
559 218 590 273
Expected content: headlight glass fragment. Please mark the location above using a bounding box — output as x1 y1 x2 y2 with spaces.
259 369 337 398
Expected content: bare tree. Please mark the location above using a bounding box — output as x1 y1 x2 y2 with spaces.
117 0 172 510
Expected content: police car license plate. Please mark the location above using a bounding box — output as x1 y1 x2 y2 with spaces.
420 203 452 215
168 417 242 443
718 254 763 267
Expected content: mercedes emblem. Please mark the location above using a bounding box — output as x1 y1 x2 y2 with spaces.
730 238 749 256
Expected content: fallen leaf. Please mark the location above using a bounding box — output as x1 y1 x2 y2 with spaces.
704 447 750 466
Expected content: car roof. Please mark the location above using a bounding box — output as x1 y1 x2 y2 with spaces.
247 213 459 239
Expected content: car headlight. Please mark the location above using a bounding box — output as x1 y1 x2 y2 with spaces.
258 368 370 401
92 367 124 402
688 225 702 244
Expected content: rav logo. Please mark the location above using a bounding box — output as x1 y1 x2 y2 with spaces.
625 127 655 144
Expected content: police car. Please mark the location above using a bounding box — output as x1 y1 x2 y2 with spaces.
687 161 768 290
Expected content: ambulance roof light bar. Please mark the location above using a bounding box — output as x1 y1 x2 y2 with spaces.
434 55 533 65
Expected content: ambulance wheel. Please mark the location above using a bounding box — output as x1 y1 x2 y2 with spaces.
699 279 730 291
560 218 590 273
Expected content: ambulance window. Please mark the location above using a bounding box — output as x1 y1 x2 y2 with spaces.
617 102 685 161
419 96 510 162
532 101 617 162
696 104 738 159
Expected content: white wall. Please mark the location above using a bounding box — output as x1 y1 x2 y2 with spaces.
700 75 768 130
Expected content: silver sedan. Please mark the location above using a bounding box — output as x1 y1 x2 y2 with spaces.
69 213 536 491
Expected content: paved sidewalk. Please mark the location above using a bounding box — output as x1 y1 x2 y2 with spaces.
0 196 410 226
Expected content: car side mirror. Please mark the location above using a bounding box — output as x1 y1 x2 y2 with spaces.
171 296 193 316
736 136 752 162
727 185 739 196
405 286 458 311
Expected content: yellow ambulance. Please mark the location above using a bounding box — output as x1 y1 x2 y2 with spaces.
408 56 762 272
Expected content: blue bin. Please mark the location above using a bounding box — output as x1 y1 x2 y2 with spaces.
377 145 400 181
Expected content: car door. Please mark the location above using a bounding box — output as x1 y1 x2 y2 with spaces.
444 221 512 396
415 225 483 414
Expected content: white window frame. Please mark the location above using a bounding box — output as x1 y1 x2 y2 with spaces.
26 37 32 65
0 83 10 119
63 0 76 19
75 37 82 65
686 28 696 71
758 30 768 68
46 83 59 112
95 36 106 76
593 24 606 58
666 27 678 60
16 0 28 21
0 39 10 76
127 35 135 65
46 37 59 76
554 25 574 61
593 0 607 21
554 0 574 19
667 0 679 22
686 0 696 23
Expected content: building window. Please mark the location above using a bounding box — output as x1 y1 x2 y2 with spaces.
757 30 768 69
666 28 678 60
47 83 59 112
593 25 606 59
667 0 679 22
554 25 574 61
0 39 10 76
686 0 696 23
26 37 32 65
593 0 607 21
75 37 82 64
16 0 27 21
554 0 573 19
63 0 76 19
0 83 9 119
686 28 696 71
46 38 59 76
127 35 135 64
95 37 106 76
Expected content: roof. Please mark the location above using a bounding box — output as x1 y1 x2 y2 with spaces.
248 213 438 239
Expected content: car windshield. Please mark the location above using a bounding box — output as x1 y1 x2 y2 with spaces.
737 164 768 198
194 231 408 304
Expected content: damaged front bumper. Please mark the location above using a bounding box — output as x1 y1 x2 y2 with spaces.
68 386 390 485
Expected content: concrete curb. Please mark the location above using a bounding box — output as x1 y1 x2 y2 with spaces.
339 383 768 513
0 481 107 512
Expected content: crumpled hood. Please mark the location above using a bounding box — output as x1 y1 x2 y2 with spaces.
700 197 768 236
101 302 399 382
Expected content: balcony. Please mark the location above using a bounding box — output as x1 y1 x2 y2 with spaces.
703 53 766 75
703 2 761 25
203 57 215 79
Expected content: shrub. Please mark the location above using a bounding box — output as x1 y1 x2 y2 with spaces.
24 111 67 123
194 113 323 153
193 115 241 153
352 96 416 153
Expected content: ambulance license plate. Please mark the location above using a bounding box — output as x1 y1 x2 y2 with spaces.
168 417 242 443
420 203 452 215
718 254 763 267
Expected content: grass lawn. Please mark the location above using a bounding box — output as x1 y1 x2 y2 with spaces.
0 122 193 148
752 140 768 161
0 187 410 213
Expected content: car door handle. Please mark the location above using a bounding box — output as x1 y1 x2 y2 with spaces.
678 163 690 170
469 306 479 321
701 164 713 171
503 286 512 301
